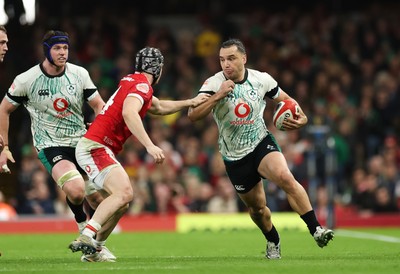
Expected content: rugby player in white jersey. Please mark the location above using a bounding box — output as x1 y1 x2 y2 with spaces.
0 30 117 261
188 38 334 259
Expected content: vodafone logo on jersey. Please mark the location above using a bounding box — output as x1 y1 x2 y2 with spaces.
53 98 69 112
230 102 254 125
234 103 250 118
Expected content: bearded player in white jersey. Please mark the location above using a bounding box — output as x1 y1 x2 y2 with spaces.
188 38 334 259
0 30 117 262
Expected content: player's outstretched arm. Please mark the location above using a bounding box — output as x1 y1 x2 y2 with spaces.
149 93 210 116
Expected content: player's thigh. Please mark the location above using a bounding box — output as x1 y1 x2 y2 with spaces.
237 181 266 209
52 160 85 194
257 151 294 187
102 165 133 197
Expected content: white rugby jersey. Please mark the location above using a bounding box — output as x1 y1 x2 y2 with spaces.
6 62 99 151
199 68 280 161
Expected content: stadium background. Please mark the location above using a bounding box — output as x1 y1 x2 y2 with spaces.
0 0 399 229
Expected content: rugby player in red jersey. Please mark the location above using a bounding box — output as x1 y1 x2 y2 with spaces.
69 47 209 261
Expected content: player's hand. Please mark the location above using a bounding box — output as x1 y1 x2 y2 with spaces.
190 93 211 107
282 107 308 130
0 146 15 173
216 80 235 99
146 145 165 164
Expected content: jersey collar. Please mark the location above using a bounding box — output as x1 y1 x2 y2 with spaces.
223 68 248 84
40 62 67 78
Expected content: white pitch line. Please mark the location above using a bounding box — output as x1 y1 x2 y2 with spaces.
336 229 400 243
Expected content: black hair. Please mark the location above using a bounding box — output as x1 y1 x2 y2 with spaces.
221 39 246 54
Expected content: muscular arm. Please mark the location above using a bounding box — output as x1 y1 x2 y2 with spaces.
87 94 105 116
122 96 164 164
0 98 17 168
188 80 235 121
187 93 220 121
148 93 210 116
0 98 18 148
273 89 292 102
123 96 155 148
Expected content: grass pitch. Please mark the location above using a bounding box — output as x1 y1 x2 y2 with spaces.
0 228 399 274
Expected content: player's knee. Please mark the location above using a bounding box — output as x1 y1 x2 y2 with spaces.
116 185 134 205
67 188 85 204
276 170 297 192
60 170 85 203
121 191 134 204
249 206 270 220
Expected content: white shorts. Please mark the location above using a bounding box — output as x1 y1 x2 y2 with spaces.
85 180 97 196
76 137 120 190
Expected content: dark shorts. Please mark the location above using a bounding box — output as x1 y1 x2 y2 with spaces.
224 134 281 194
38 146 84 175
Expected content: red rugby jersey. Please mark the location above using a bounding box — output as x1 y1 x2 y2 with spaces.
85 72 153 154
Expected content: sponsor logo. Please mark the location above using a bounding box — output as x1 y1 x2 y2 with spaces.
266 145 276 151
234 103 251 118
234 185 245 191
136 83 150 94
53 98 69 112
103 136 114 146
55 112 73 118
52 155 63 163
38 89 50 96
230 120 254 125
231 102 253 125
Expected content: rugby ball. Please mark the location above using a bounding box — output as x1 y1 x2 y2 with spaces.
272 99 300 130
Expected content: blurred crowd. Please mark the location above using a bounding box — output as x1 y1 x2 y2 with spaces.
0 1 399 221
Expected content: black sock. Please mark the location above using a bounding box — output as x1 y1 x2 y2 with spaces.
300 210 321 235
66 198 87 223
263 225 280 245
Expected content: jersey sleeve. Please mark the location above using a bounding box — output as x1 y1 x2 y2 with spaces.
81 67 98 101
126 80 152 104
6 76 27 106
261 72 279 99
199 75 220 95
